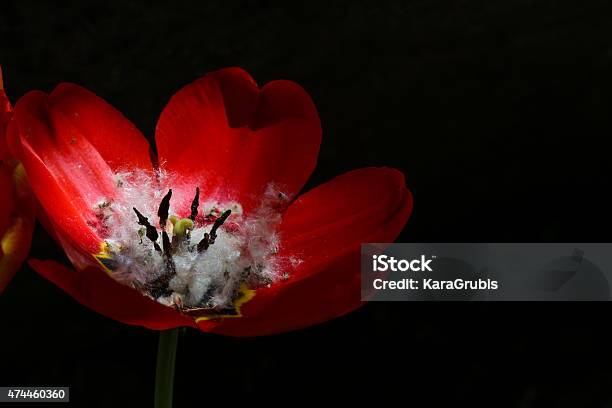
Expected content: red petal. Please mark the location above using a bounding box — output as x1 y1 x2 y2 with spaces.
0 212 35 293
279 168 411 274
1 65 13 161
0 166 14 236
49 83 152 172
8 90 123 254
30 259 195 330
155 67 321 214
198 167 413 336
0 164 36 292
0 88 11 160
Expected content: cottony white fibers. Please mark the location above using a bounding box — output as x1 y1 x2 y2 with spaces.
93 170 286 310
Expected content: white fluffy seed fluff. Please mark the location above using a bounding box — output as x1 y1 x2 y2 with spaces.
92 169 287 311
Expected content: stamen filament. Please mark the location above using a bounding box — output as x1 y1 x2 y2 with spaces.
162 230 176 274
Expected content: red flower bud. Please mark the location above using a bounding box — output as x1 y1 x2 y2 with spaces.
0 67 35 293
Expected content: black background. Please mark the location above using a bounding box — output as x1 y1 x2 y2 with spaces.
2 1 612 406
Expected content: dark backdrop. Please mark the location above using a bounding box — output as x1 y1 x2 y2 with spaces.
2 1 612 406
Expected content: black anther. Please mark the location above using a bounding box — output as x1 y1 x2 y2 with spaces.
133 207 160 251
158 189 172 228
197 232 210 253
189 187 200 221
210 209 231 244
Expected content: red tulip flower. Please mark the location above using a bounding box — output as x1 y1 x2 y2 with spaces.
7 68 412 336
0 68 35 293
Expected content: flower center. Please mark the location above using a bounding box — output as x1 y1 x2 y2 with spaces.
93 170 289 316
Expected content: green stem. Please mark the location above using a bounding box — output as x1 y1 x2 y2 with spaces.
154 328 179 408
